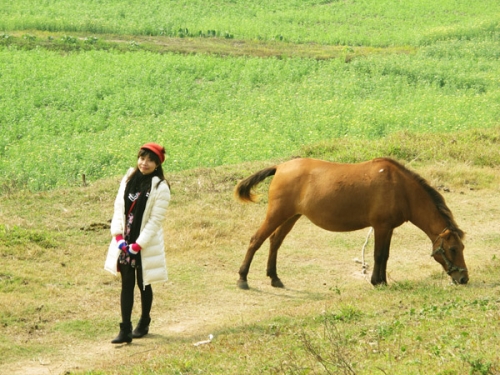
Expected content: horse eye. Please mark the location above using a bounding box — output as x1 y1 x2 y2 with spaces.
449 247 457 254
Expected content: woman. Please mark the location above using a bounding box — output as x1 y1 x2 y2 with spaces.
104 143 170 344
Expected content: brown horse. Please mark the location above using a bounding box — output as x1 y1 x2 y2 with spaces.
235 157 468 289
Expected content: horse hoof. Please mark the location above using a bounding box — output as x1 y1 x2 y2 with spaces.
271 279 285 288
237 280 250 290
371 280 387 287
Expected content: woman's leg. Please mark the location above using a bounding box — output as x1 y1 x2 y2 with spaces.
111 262 135 343
120 262 136 323
136 266 153 318
132 266 153 339
132 266 153 338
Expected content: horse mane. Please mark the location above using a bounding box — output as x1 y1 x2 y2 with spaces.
383 158 465 239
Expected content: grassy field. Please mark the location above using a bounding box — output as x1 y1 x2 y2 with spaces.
1 1 499 193
1 1 500 374
1 34 499 192
1 0 499 46
0 143 499 374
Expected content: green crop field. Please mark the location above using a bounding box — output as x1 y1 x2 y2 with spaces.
1 1 500 374
1 0 499 46
1 1 499 193
2 44 498 192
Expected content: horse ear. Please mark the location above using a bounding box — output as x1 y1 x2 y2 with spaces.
440 229 452 240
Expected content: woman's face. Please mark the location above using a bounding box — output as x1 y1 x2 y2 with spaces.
137 155 158 175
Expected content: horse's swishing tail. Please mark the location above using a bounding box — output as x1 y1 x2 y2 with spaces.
234 166 276 203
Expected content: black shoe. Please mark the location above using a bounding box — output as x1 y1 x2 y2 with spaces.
111 322 133 344
132 317 151 338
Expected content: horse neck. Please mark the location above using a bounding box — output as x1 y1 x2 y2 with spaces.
408 190 449 242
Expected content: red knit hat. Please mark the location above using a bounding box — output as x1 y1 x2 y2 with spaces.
140 143 166 164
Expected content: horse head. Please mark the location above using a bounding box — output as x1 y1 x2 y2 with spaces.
432 228 468 284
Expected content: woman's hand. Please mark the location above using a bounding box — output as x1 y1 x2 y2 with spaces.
116 235 128 251
128 243 142 254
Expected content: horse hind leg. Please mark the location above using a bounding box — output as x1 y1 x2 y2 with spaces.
370 227 393 286
238 216 287 290
267 214 302 288
237 233 267 289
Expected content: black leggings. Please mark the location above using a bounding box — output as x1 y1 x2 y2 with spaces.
119 262 153 323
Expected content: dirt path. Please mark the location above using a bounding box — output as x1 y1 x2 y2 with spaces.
3 279 367 375
2 228 375 375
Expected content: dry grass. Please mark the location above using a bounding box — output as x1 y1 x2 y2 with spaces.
1 158 499 374
6 31 415 60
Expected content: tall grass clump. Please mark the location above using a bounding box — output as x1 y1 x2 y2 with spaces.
300 127 500 167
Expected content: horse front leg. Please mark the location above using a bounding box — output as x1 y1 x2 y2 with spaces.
371 227 393 286
267 215 301 288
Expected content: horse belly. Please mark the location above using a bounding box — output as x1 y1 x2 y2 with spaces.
300 191 374 232
300 175 406 232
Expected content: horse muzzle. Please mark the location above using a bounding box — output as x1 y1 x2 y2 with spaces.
450 269 469 285
432 243 468 285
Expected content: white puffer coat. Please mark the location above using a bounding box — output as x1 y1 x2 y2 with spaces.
104 168 170 286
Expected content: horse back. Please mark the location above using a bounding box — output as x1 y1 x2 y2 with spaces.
268 158 414 231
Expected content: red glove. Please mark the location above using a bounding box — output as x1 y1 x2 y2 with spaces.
128 243 142 255
116 235 128 252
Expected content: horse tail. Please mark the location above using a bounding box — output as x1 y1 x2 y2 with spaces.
235 166 277 203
